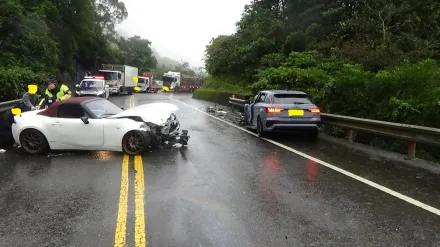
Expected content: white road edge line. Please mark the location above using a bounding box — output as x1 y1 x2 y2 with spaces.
171 97 440 216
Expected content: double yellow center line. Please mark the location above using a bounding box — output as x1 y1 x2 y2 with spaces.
114 94 146 247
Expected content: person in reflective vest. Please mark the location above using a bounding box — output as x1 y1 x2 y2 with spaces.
38 79 72 108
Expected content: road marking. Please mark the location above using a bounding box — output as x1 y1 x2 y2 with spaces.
114 155 130 247
130 94 135 108
134 155 146 246
171 98 440 216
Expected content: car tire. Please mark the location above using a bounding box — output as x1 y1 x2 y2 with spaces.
256 116 267 137
122 130 151 155
19 129 49 154
307 130 319 141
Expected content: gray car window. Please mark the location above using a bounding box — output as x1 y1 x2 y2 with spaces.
273 94 312 104
265 95 272 103
258 94 266 102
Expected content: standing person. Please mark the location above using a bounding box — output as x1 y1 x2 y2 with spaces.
20 84 40 112
38 78 72 108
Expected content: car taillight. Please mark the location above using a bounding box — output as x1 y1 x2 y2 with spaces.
308 108 320 114
266 107 283 113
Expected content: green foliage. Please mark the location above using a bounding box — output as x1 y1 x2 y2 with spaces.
200 0 440 160
192 76 252 105
117 36 157 72
0 67 47 101
0 0 157 100
201 76 251 95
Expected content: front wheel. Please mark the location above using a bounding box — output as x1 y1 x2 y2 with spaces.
122 131 151 155
20 129 49 154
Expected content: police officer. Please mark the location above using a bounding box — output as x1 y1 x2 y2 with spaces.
38 78 72 108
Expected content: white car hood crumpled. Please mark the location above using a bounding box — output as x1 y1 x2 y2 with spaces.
108 102 179 126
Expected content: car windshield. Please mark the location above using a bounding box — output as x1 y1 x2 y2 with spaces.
138 78 148 85
85 99 123 118
100 71 118 80
273 94 312 104
80 80 103 89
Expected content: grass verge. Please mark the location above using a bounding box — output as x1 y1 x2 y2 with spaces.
193 76 252 105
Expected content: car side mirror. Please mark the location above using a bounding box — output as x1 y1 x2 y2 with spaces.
80 116 89 124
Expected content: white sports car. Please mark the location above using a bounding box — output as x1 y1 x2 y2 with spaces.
11 97 189 155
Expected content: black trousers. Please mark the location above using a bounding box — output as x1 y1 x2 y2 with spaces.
0 111 14 146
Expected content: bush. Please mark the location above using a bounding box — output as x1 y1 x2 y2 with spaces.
0 67 48 101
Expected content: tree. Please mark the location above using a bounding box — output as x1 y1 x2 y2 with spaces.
118 35 157 72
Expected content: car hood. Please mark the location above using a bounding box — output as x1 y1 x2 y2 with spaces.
108 102 179 125
78 89 104 93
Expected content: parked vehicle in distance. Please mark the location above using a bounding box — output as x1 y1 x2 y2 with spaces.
11 97 189 155
161 72 203 92
178 75 204 92
162 71 180 92
137 73 161 93
243 90 321 139
75 76 110 99
97 64 139 95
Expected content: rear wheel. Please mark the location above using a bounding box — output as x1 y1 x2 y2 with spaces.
307 130 319 141
122 131 151 155
20 129 49 154
256 116 267 137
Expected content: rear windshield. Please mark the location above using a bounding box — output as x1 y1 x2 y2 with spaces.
273 94 312 104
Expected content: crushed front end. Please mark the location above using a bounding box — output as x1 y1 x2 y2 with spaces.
145 113 189 148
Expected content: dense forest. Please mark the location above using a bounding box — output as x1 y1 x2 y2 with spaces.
201 0 440 160
0 0 202 101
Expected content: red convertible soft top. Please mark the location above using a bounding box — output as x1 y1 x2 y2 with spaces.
38 96 98 117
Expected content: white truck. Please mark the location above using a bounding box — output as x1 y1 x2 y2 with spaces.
137 73 161 93
162 71 203 92
162 71 181 92
98 64 139 95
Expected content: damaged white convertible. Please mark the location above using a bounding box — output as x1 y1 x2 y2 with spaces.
10 97 189 155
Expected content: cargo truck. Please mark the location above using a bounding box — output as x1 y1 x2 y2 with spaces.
137 73 161 93
97 64 139 95
162 71 204 92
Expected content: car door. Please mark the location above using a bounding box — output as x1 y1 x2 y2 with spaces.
51 103 104 147
247 93 260 125
252 93 267 124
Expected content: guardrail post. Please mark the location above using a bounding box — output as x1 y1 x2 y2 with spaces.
406 142 416 160
346 129 353 142
231 95 235 112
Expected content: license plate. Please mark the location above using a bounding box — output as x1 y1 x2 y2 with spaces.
288 109 304 116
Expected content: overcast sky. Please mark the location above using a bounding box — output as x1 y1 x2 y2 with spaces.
116 0 251 68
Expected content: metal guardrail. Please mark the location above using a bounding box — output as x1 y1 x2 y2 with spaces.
228 97 440 160
229 97 249 107
0 99 21 114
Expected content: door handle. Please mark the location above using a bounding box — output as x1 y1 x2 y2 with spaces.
52 122 62 126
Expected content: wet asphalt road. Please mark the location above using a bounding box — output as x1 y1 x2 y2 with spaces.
0 93 439 247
